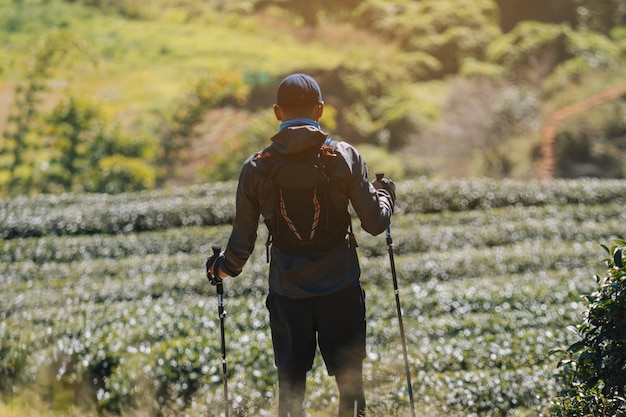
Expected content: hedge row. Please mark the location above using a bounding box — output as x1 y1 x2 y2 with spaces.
2 201 624 263
1 178 624 239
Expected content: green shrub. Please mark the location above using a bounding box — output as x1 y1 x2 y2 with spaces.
1 179 625 416
206 110 275 182
2 178 625 240
357 144 409 180
567 29 621 70
0 333 31 395
90 155 156 193
0 32 84 197
488 22 619 82
550 239 626 416
354 0 500 77
553 101 626 178
153 336 210 412
157 71 249 183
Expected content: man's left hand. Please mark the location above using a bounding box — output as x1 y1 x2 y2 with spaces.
206 252 228 285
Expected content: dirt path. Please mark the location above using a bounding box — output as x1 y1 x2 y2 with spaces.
540 83 626 179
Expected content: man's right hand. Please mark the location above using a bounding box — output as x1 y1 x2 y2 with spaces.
372 174 396 204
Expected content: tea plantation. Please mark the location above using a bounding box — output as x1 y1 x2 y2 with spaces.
1 178 625 417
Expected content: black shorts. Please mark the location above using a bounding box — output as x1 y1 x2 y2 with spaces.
266 285 367 376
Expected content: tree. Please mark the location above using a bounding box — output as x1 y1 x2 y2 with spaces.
495 0 577 33
354 0 501 77
574 0 626 35
44 96 101 192
0 32 80 196
495 0 625 34
45 96 157 194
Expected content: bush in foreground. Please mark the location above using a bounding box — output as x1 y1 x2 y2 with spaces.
550 239 626 416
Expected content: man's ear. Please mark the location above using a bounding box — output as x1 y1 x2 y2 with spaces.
273 104 283 121
316 102 324 119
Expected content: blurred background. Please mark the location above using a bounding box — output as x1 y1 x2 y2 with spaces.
0 0 626 195
1 0 625 197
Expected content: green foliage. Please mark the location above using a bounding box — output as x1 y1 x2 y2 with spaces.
333 63 428 148
553 101 626 178
0 0 99 36
0 179 624 416
543 57 590 94
158 71 249 183
488 22 568 79
357 144 420 180
354 0 501 77
92 155 156 193
574 0 626 35
45 96 101 191
260 0 363 26
487 22 619 82
550 239 626 416
0 31 83 196
2 0 626 193
0 181 236 239
0 28 158 196
2 178 624 240
207 110 275 182
63 0 263 20
44 96 156 194
0 329 30 395
567 29 621 70
576 242 626 394
153 336 210 412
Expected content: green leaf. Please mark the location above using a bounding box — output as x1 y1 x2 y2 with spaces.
568 340 587 354
614 248 623 268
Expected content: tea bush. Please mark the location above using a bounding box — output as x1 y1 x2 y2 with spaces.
550 239 626 416
0 178 624 416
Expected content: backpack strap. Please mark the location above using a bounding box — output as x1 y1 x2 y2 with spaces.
322 138 358 249
321 137 337 155
265 232 272 264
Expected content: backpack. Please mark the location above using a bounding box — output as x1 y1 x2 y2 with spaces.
261 138 355 258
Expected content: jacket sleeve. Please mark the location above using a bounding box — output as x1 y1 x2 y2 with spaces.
339 143 393 236
221 156 262 277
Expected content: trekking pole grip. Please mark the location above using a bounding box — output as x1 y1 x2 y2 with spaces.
375 172 393 241
211 245 222 263
211 245 224 295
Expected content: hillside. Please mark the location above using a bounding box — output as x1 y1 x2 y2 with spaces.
1 0 625 197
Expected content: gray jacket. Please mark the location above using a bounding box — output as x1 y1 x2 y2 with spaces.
221 124 393 298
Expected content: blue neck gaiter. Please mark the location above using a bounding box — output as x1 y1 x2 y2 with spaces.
279 118 320 132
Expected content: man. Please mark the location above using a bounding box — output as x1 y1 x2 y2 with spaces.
207 73 395 417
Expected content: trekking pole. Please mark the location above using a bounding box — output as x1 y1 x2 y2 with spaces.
376 173 416 417
208 245 229 417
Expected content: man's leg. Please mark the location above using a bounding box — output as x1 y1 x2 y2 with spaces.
336 365 366 417
316 285 367 417
278 366 307 417
266 293 316 417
